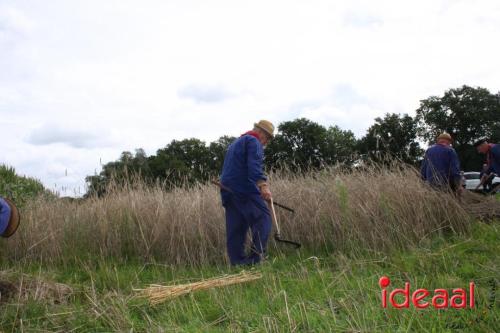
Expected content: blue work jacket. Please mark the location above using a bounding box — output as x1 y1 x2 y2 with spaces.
220 134 268 210
421 144 461 186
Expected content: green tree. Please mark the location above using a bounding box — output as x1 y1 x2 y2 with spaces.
86 149 152 197
265 118 356 171
416 85 500 170
265 118 329 171
130 148 151 177
324 125 357 165
358 113 422 164
208 135 236 176
149 138 212 186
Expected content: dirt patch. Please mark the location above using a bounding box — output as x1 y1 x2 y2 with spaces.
0 272 73 305
462 191 500 221
19 277 73 304
0 280 17 303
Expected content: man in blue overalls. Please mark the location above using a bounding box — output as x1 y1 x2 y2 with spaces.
474 138 500 193
421 133 462 194
220 120 274 265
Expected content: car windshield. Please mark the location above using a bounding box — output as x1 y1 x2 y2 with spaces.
464 173 480 180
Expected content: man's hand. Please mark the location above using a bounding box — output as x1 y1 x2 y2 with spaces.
257 181 272 201
261 187 272 201
475 175 487 190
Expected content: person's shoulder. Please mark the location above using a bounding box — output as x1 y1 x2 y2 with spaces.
226 136 245 152
244 134 260 145
445 145 458 154
232 135 247 145
234 134 260 150
439 144 455 152
449 147 459 157
427 144 441 151
427 144 456 153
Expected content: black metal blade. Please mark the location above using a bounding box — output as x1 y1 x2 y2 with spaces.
274 234 301 249
272 201 295 213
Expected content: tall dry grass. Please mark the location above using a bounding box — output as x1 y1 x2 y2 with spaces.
3 165 472 267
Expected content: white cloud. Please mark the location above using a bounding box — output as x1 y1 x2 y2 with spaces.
343 11 383 28
0 0 499 196
26 123 119 148
178 83 235 103
0 7 35 36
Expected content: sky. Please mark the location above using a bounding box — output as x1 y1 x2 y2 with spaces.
1 0 499 196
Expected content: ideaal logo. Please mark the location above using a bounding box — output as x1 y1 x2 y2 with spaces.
379 276 475 309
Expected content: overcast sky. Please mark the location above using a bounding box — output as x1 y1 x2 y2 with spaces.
1 0 499 196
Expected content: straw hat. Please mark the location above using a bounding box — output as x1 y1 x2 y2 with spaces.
437 132 452 142
1 198 20 238
254 120 275 138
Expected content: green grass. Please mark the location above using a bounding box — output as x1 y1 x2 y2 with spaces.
1 222 498 332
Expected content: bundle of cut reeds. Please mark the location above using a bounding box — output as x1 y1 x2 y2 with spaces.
135 271 262 305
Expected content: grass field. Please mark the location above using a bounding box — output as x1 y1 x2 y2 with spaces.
0 221 498 332
0 167 498 332
2 166 471 267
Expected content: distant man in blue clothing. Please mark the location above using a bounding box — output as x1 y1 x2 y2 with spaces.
421 133 462 193
219 120 274 266
474 139 500 192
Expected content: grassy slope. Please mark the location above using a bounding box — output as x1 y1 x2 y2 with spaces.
0 164 53 209
0 221 498 332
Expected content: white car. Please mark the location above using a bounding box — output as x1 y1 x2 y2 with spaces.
463 171 500 190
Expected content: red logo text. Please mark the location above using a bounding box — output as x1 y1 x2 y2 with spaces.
379 276 475 309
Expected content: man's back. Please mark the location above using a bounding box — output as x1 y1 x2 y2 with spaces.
220 134 265 198
488 144 500 174
421 144 461 187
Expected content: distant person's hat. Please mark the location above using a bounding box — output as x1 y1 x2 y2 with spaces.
473 138 488 147
0 197 20 238
437 132 452 142
254 120 275 138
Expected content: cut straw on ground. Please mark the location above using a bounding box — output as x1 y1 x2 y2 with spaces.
134 271 263 305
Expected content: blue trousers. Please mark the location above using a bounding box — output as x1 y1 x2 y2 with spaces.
224 196 272 266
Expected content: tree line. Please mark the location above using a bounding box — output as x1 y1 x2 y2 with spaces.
85 85 500 196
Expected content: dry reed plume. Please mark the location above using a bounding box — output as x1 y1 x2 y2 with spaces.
3 164 473 266
135 270 262 305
